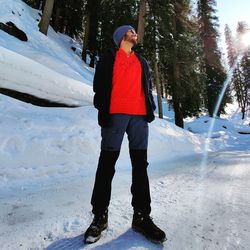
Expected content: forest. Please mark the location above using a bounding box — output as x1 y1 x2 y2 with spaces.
24 0 250 127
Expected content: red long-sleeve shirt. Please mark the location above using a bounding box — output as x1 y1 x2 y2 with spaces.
109 48 147 115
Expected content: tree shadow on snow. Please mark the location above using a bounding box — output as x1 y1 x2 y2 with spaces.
46 229 165 250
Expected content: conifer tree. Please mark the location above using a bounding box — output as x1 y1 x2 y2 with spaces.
81 0 100 66
197 0 230 116
224 24 236 68
238 53 250 119
50 0 85 37
98 0 138 53
232 22 250 119
145 0 205 127
140 0 164 118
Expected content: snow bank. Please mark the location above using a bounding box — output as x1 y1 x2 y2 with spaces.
0 93 204 190
0 0 94 105
0 46 92 106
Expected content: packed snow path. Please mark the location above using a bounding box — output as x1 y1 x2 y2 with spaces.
0 145 249 250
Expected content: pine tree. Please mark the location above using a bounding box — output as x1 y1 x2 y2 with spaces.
139 0 163 118
224 24 236 68
239 53 250 119
172 0 206 123
197 0 230 116
144 0 205 127
51 0 85 37
64 0 85 37
98 0 138 54
232 22 250 119
82 0 100 67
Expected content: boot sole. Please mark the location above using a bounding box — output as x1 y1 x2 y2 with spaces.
84 234 101 244
84 223 108 244
132 226 167 244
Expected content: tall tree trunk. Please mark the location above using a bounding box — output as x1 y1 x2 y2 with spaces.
38 0 55 35
172 2 184 128
242 106 245 120
82 0 99 67
172 52 184 128
82 13 90 63
153 60 163 118
137 0 147 44
148 10 163 119
160 72 165 98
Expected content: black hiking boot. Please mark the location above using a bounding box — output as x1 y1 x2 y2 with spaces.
84 210 108 244
132 212 167 244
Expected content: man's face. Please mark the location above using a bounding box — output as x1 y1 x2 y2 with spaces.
123 29 138 46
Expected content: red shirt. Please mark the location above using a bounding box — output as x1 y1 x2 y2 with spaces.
110 48 147 115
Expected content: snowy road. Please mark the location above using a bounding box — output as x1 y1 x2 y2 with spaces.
0 146 249 250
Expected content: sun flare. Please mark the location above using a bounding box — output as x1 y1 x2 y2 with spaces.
241 31 250 47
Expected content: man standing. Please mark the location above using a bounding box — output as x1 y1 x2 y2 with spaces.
84 25 166 244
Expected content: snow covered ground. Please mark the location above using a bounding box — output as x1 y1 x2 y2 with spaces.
0 0 250 249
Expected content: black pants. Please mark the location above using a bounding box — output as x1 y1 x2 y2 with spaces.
91 114 151 215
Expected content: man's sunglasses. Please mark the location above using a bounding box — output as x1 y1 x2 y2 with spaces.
128 29 137 34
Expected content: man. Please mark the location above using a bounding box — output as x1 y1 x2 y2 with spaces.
84 25 166 244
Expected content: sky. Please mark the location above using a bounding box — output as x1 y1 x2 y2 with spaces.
217 0 250 35
216 0 250 56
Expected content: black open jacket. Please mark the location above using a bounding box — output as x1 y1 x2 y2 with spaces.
93 48 156 127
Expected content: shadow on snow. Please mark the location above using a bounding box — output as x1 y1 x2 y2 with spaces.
46 229 164 250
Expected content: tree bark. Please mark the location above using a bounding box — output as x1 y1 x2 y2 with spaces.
137 0 147 44
172 52 184 128
172 2 184 128
82 12 90 63
153 60 163 118
82 0 99 67
38 0 55 36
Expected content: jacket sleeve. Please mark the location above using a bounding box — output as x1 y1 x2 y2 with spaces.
93 54 105 94
93 53 107 110
147 61 156 111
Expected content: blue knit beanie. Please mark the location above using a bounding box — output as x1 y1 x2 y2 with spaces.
113 25 135 47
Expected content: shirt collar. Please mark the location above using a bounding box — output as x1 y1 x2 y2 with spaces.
118 48 135 59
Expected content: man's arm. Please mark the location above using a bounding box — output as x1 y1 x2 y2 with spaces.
93 53 107 110
147 61 156 111
93 54 105 94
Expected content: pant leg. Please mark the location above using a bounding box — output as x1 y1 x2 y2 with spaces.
127 115 148 150
91 114 129 215
127 116 151 214
91 150 120 215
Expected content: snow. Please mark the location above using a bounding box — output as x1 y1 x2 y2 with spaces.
0 0 250 249
0 0 94 106
0 46 93 106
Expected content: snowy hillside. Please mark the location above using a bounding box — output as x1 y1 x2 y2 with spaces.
0 0 93 106
1 0 250 249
